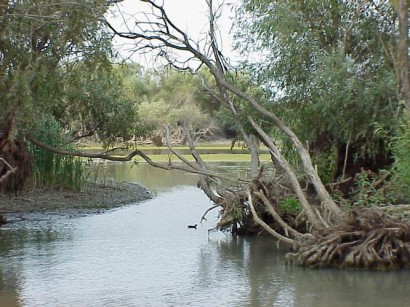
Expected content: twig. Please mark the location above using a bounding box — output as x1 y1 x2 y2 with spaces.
342 133 351 180
200 204 221 223
0 157 14 170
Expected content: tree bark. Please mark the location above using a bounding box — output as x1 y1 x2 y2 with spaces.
397 0 410 116
248 117 323 230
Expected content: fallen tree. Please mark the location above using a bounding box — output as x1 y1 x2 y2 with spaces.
101 0 410 269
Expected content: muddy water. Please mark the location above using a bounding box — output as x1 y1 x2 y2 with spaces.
1 163 410 306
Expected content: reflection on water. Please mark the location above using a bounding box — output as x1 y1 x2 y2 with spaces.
1 164 410 306
90 161 252 192
90 161 199 192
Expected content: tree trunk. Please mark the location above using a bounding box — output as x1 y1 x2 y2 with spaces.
397 0 410 116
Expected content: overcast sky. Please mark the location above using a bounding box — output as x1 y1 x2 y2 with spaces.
106 0 238 66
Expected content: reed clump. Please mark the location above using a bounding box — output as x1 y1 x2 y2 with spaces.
28 118 87 191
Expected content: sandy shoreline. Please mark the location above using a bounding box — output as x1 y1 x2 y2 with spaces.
0 181 153 223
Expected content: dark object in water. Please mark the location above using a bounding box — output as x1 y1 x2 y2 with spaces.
0 214 9 226
187 224 197 229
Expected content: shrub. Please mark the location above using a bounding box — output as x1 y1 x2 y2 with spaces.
279 196 301 215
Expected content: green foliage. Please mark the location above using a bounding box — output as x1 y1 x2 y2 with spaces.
231 203 245 222
62 61 139 147
350 170 392 207
235 0 399 173
391 119 410 200
312 148 337 184
132 69 215 139
0 0 139 149
0 0 112 121
279 197 301 215
28 117 87 191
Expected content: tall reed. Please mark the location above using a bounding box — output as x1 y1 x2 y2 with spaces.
28 117 87 191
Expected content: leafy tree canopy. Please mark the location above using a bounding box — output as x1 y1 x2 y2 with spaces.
0 0 138 147
234 0 401 177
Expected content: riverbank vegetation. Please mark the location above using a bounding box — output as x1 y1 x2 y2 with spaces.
1 0 410 270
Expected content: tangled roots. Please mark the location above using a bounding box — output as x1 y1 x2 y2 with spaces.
289 208 410 270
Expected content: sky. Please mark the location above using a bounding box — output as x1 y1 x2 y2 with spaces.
106 0 239 67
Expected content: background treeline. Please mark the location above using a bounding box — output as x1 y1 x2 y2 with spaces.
1 0 409 204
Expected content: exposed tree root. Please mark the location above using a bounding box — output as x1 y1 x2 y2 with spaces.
209 171 410 271
290 208 410 270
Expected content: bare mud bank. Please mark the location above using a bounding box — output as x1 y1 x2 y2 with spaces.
0 181 153 223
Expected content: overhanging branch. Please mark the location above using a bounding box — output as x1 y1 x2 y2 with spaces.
26 134 247 183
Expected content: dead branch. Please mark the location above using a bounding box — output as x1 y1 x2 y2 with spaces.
326 176 353 188
0 157 14 170
246 188 295 246
200 204 221 223
0 157 18 184
106 0 345 239
248 117 323 230
254 190 302 238
342 133 351 180
0 169 17 184
114 1 338 217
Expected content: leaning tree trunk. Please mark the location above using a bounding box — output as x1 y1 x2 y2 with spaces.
248 117 324 230
200 61 342 218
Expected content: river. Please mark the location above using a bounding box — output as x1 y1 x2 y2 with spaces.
1 162 410 306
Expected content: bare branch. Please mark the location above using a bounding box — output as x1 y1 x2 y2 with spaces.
27 133 247 184
105 0 345 237
254 190 302 238
0 167 18 184
246 188 295 246
0 158 17 184
0 157 14 170
247 117 323 230
200 204 221 223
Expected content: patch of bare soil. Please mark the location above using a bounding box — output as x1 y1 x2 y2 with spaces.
0 181 152 223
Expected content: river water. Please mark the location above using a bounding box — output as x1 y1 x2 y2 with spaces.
1 162 410 306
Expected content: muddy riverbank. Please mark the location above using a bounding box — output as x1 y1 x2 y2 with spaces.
0 180 152 222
